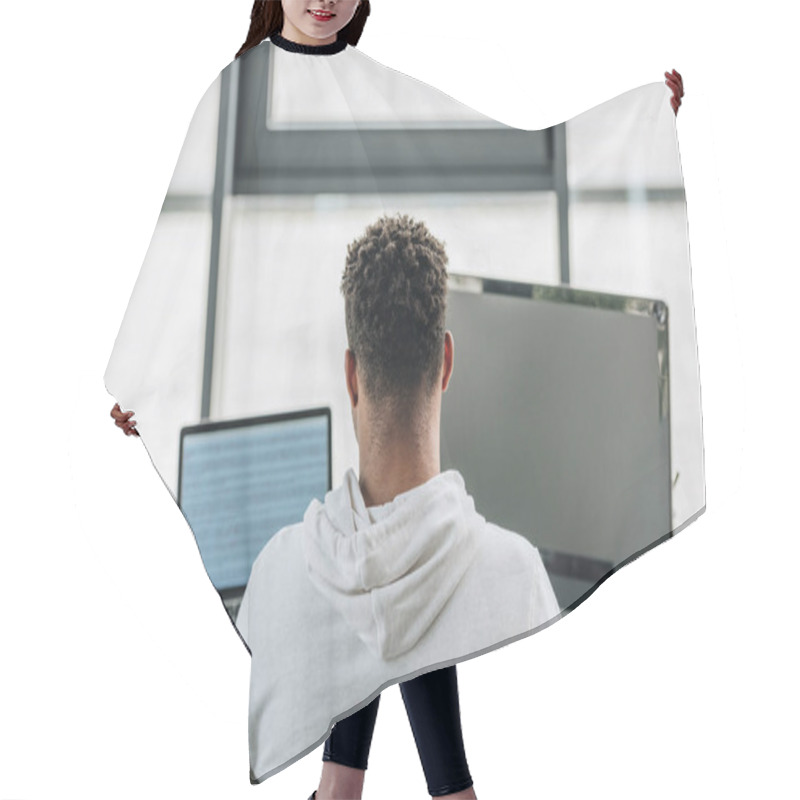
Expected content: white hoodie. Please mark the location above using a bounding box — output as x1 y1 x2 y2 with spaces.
236 467 560 783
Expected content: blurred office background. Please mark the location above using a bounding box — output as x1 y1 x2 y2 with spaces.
106 43 703 613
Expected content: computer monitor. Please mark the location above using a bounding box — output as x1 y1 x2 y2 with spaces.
442 274 670 612
177 407 332 616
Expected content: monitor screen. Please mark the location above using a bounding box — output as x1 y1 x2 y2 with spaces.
177 408 331 597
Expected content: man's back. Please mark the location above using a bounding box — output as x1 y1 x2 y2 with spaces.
236 468 560 781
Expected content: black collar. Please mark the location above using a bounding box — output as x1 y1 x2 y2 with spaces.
270 32 348 55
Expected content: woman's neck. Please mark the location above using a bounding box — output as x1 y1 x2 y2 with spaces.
270 30 347 55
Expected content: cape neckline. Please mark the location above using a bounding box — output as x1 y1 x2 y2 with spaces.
269 31 348 56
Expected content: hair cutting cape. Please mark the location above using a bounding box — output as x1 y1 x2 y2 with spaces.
104 35 705 784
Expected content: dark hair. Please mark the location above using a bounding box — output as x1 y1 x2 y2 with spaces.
236 0 371 59
341 214 449 422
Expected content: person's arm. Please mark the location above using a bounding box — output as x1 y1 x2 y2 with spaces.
665 68 684 115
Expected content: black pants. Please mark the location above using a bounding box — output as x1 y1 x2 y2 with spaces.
323 664 473 797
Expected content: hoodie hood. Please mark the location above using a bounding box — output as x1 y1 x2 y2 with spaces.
301 468 479 661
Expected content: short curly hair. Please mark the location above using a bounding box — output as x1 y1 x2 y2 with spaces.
341 213 449 421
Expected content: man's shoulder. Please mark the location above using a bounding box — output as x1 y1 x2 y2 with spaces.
251 520 306 573
477 518 541 559
470 518 560 625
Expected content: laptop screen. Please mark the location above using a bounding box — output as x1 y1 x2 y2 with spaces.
177 407 332 597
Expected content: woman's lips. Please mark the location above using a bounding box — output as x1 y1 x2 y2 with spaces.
308 9 335 21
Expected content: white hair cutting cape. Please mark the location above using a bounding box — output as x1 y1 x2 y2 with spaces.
104 32 705 784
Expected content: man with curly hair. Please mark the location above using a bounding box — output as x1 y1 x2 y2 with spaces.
340 212 456 509
236 213 560 790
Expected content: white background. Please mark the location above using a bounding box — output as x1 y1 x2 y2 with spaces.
1 1 797 798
